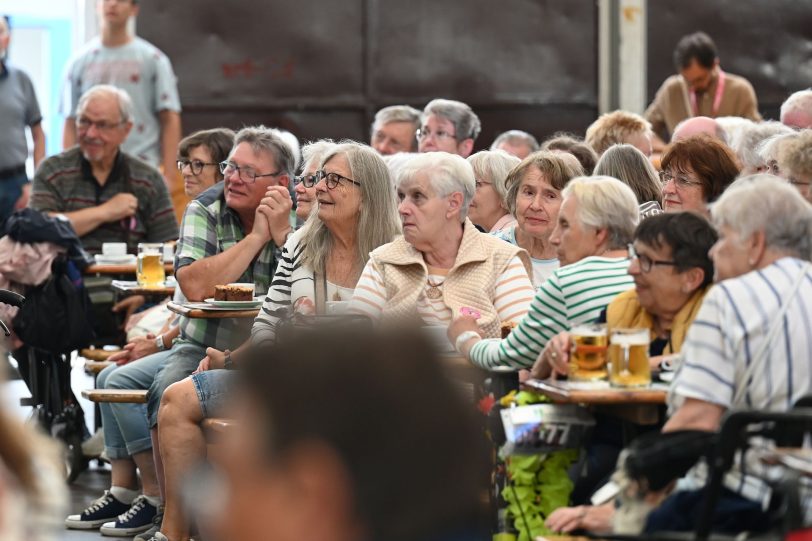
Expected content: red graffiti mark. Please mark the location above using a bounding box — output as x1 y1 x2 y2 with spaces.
220 57 296 80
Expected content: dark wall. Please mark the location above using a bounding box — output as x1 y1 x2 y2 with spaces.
647 1 812 122
137 0 599 150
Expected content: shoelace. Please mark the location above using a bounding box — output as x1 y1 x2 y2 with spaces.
85 491 116 514
118 496 148 522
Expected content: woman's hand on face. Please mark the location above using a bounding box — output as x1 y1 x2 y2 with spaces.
530 331 572 379
446 315 480 345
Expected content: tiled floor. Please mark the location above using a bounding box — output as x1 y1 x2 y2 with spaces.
2 354 122 541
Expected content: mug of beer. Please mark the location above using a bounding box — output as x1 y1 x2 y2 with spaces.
137 243 165 287
608 328 651 387
569 323 608 381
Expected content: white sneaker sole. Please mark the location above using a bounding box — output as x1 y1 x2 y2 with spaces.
100 520 154 537
65 515 113 529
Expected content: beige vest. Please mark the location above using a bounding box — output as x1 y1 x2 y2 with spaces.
369 219 532 338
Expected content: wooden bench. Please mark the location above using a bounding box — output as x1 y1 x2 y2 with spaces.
81 389 148 403
80 347 121 362
84 360 114 375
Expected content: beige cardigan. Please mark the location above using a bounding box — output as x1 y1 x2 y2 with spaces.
368 218 532 338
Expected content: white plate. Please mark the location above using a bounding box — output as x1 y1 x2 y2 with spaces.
203 297 263 309
95 254 136 264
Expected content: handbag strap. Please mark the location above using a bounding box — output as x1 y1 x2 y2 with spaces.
313 271 327 315
733 262 810 406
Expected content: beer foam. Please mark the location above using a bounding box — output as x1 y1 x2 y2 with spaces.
610 332 648 347
572 326 606 337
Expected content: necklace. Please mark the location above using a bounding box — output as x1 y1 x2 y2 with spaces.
426 277 444 300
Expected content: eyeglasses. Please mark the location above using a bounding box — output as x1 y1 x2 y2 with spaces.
219 161 283 184
315 170 361 189
659 170 703 189
76 117 126 132
177 159 219 175
628 244 677 273
294 173 319 188
416 127 456 141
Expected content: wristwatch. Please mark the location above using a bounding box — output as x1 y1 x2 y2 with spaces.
154 335 166 351
455 330 482 354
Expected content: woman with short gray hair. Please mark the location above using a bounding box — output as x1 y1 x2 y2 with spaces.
451 176 638 369
350 152 535 339
493 151 583 284
466 150 520 233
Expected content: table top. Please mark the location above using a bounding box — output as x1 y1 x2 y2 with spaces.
523 378 668 405
111 280 176 296
167 301 259 319
84 262 175 276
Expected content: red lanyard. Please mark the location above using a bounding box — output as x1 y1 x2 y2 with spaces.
690 69 726 117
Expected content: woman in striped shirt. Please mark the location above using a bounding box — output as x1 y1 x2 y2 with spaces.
350 152 535 341
449 176 639 369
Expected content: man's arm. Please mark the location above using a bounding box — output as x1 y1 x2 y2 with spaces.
663 397 725 433
57 192 138 237
62 117 77 150
31 123 46 168
176 232 268 301
158 110 182 187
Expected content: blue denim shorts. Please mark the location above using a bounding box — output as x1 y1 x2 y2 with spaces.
192 369 237 419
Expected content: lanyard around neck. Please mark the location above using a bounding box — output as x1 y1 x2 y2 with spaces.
689 69 726 117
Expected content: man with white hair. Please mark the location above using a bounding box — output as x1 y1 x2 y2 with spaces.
371 104 421 155
780 89 812 130
60 0 181 184
417 98 481 157
490 130 539 159
31 85 177 254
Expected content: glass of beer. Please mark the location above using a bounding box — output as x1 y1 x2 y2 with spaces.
569 323 608 381
137 243 165 287
608 328 651 387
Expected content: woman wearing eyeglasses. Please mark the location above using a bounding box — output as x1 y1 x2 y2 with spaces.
175 128 235 199
293 140 337 222
538 212 717 532
660 134 740 214
149 142 401 541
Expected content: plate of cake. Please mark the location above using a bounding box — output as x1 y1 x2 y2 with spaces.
205 283 262 308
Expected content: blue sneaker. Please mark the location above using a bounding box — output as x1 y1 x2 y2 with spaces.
65 490 132 529
99 495 159 537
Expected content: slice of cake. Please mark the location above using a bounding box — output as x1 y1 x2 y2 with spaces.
214 284 254 301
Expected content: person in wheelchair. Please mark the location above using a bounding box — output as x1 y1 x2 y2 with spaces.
545 175 812 535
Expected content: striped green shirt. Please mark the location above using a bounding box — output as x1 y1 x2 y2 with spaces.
469 256 634 369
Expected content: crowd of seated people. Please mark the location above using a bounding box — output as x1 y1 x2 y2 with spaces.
3 18 812 541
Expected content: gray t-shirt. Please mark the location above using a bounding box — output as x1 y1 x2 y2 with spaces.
60 37 181 167
0 63 42 169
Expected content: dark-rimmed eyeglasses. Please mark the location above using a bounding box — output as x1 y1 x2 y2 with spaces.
76 117 126 132
219 161 283 184
177 159 219 176
416 127 456 141
628 244 677 273
315 170 361 189
659 170 703 189
294 173 319 188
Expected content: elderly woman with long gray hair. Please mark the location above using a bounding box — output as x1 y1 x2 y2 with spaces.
350 152 535 339
150 141 401 541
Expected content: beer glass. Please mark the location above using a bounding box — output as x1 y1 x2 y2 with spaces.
608 328 651 387
569 323 608 381
137 243 165 287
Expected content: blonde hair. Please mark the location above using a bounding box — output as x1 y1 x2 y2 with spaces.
777 129 812 180
585 110 652 155
561 176 640 249
300 142 400 273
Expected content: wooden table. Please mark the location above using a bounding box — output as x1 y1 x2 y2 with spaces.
111 280 176 297
167 301 259 319
523 378 668 425
84 262 174 276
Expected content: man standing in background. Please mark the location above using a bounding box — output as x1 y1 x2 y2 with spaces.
0 15 45 228
60 0 181 190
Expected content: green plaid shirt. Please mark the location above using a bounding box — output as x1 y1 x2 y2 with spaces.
176 182 279 350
